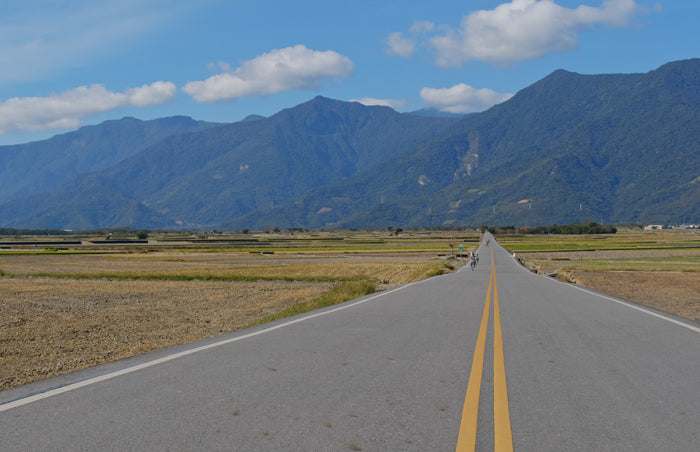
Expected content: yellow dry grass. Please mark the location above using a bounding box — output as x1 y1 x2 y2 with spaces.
0 277 334 390
0 250 453 391
0 252 448 284
574 271 699 323
516 245 699 323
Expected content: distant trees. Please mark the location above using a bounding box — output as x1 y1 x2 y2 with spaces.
0 228 71 236
386 226 404 236
486 221 616 235
486 225 516 235
523 221 617 234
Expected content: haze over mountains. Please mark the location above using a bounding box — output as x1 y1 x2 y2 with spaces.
0 59 698 230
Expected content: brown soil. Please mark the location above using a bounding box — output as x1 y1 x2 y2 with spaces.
517 249 699 324
572 272 699 323
0 251 453 391
0 277 333 390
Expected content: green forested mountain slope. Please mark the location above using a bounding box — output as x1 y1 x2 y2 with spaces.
230 59 699 229
0 116 218 204
0 97 457 229
0 59 697 230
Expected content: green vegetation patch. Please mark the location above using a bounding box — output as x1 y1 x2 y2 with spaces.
247 278 378 327
505 230 700 278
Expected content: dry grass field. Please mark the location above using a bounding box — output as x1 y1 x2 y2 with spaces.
1 229 697 392
0 277 334 389
0 239 458 390
505 230 699 323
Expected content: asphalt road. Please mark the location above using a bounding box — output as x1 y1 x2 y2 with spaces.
1 235 698 451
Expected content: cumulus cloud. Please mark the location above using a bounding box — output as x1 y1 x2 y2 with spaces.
183 45 354 103
420 83 513 114
0 81 176 134
433 0 642 66
385 32 416 57
409 21 435 34
350 97 406 111
385 21 435 57
389 0 643 67
125 81 178 107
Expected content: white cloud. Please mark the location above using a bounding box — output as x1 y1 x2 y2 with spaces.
385 21 435 57
390 0 643 67
0 81 177 134
420 83 513 114
384 32 416 57
207 61 233 73
409 21 435 34
183 45 354 103
126 81 178 107
350 97 406 111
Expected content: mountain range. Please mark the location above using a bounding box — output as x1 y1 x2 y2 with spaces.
0 58 698 230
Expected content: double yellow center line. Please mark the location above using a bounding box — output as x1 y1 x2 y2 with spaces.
456 247 513 451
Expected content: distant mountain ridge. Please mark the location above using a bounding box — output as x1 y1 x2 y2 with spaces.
0 97 458 229
0 59 697 230
228 59 700 229
0 116 219 204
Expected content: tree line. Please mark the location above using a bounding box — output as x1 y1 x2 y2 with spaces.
485 221 617 235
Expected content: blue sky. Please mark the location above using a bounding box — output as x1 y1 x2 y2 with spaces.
0 0 696 145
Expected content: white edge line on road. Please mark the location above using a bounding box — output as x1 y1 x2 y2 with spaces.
568 283 700 333
0 280 424 413
509 252 700 334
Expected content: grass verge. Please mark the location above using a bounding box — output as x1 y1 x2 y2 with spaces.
246 278 378 327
